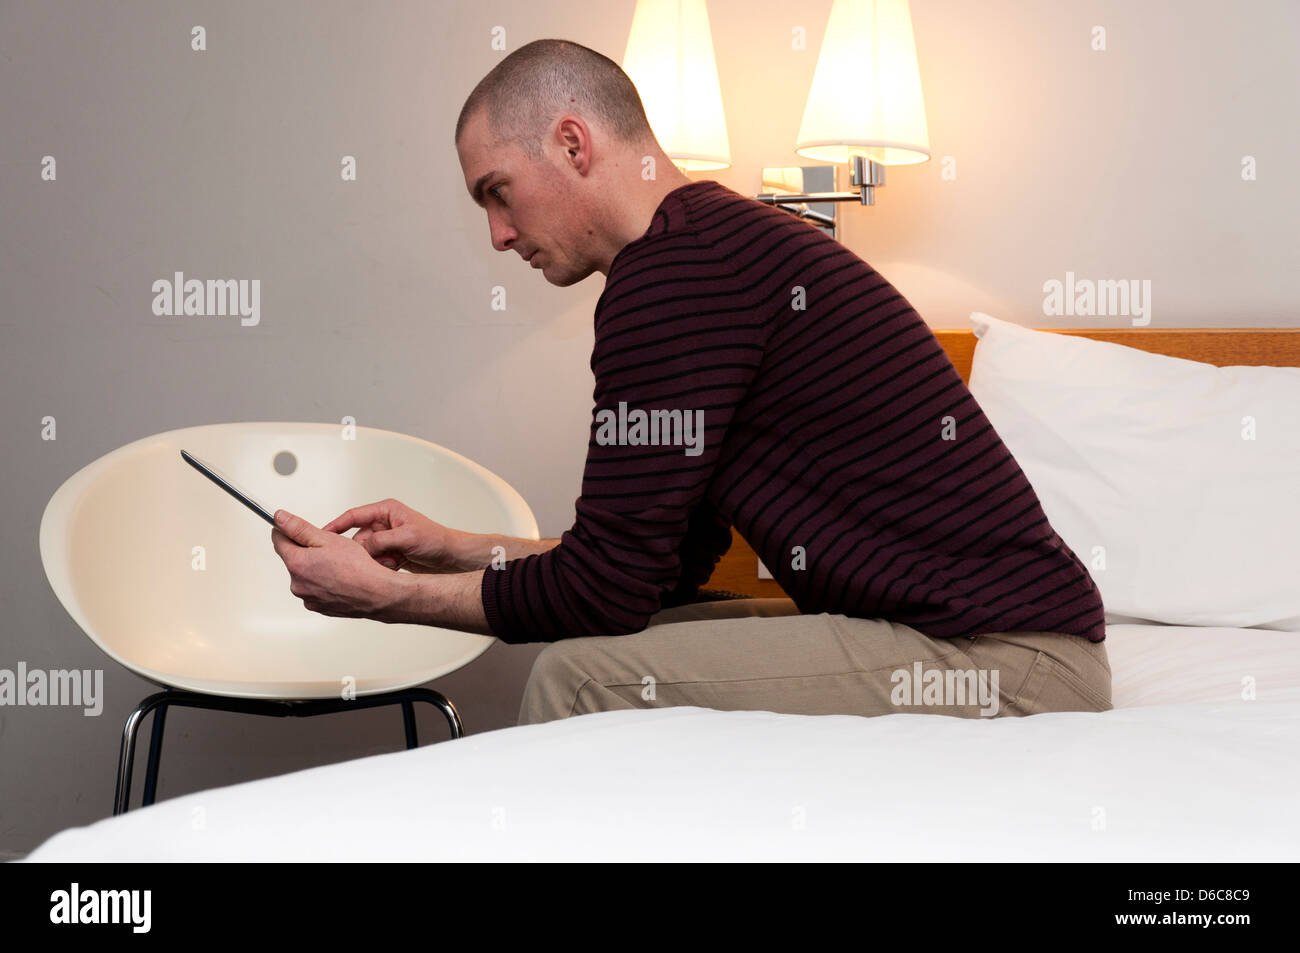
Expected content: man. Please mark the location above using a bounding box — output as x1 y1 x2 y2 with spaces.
271 38 1112 726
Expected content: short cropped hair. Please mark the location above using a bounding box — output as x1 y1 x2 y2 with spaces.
455 38 655 158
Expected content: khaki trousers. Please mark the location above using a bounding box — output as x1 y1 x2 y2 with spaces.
517 597 1112 726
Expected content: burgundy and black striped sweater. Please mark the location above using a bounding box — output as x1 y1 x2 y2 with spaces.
481 179 1106 645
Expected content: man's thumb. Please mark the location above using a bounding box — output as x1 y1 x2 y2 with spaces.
274 509 314 543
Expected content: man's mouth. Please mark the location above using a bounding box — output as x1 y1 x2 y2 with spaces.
529 251 542 268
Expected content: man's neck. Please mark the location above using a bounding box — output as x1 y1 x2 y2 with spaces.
596 161 694 276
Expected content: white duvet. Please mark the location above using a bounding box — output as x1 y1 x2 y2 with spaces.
23 624 1300 862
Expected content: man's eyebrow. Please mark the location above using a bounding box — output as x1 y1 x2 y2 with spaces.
471 171 498 208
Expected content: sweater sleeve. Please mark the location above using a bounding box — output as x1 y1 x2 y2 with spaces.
658 498 735 609
480 235 765 643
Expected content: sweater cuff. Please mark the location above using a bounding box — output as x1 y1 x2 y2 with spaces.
479 565 511 641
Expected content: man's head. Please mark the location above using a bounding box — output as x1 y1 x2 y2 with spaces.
455 38 680 286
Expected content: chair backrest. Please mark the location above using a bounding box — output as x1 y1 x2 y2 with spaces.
39 422 539 699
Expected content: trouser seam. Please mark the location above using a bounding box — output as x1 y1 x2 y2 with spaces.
567 677 596 717
594 651 972 690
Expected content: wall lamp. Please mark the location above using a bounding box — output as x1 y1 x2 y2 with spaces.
622 0 931 239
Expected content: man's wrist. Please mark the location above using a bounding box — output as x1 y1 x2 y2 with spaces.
383 568 492 634
445 531 490 572
382 569 429 625
449 532 560 570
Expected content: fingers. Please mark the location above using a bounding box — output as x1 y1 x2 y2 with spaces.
350 525 403 570
322 500 389 535
321 507 360 535
353 528 390 563
352 527 387 556
270 523 296 560
368 525 411 556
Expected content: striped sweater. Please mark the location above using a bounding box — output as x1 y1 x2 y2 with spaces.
481 179 1106 644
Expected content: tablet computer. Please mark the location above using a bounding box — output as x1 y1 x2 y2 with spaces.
181 449 278 526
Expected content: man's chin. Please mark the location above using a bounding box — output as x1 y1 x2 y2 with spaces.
544 263 593 288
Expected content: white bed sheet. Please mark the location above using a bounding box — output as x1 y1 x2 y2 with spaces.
1106 623 1300 707
23 624 1300 862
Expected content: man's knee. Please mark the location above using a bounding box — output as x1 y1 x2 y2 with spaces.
517 638 597 726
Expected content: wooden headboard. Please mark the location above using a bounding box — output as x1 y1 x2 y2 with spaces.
709 325 1300 599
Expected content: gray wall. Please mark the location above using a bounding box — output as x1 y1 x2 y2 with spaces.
1 0 1295 856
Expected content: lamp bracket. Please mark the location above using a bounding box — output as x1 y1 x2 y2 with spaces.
757 156 885 210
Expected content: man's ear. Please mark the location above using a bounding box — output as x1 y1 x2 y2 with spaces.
555 116 591 174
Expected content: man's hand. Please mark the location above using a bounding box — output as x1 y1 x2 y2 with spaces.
321 499 470 573
270 509 404 622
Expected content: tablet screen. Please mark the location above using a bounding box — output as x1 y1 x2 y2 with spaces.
181 449 277 526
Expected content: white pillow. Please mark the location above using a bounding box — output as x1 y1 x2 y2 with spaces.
967 311 1300 632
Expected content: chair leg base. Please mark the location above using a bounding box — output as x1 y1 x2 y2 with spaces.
113 686 463 815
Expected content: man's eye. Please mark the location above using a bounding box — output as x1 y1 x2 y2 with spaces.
489 186 504 202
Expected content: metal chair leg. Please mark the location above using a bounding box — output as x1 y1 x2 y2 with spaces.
113 686 466 814
415 689 464 739
114 690 173 816
401 700 418 749
142 698 170 807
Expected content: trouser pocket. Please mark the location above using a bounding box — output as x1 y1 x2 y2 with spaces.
967 633 1112 716
1019 645 1112 714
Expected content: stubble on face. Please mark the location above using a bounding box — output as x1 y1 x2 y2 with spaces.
460 110 613 286
530 157 603 287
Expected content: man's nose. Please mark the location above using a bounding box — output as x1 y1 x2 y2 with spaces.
489 214 517 253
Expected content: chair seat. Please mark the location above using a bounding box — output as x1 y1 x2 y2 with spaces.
40 422 539 699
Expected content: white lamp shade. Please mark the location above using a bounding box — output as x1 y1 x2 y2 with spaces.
760 167 808 193
796 0 931 166
622 0 731 171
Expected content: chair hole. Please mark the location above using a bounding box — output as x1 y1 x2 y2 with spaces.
273 451 297 476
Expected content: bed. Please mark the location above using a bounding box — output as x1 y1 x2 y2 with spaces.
22 314 1300 862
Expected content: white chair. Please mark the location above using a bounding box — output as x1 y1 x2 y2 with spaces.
39 422 539 814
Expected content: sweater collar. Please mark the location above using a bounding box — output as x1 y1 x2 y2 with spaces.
605 179 727 280
642 179 724 238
